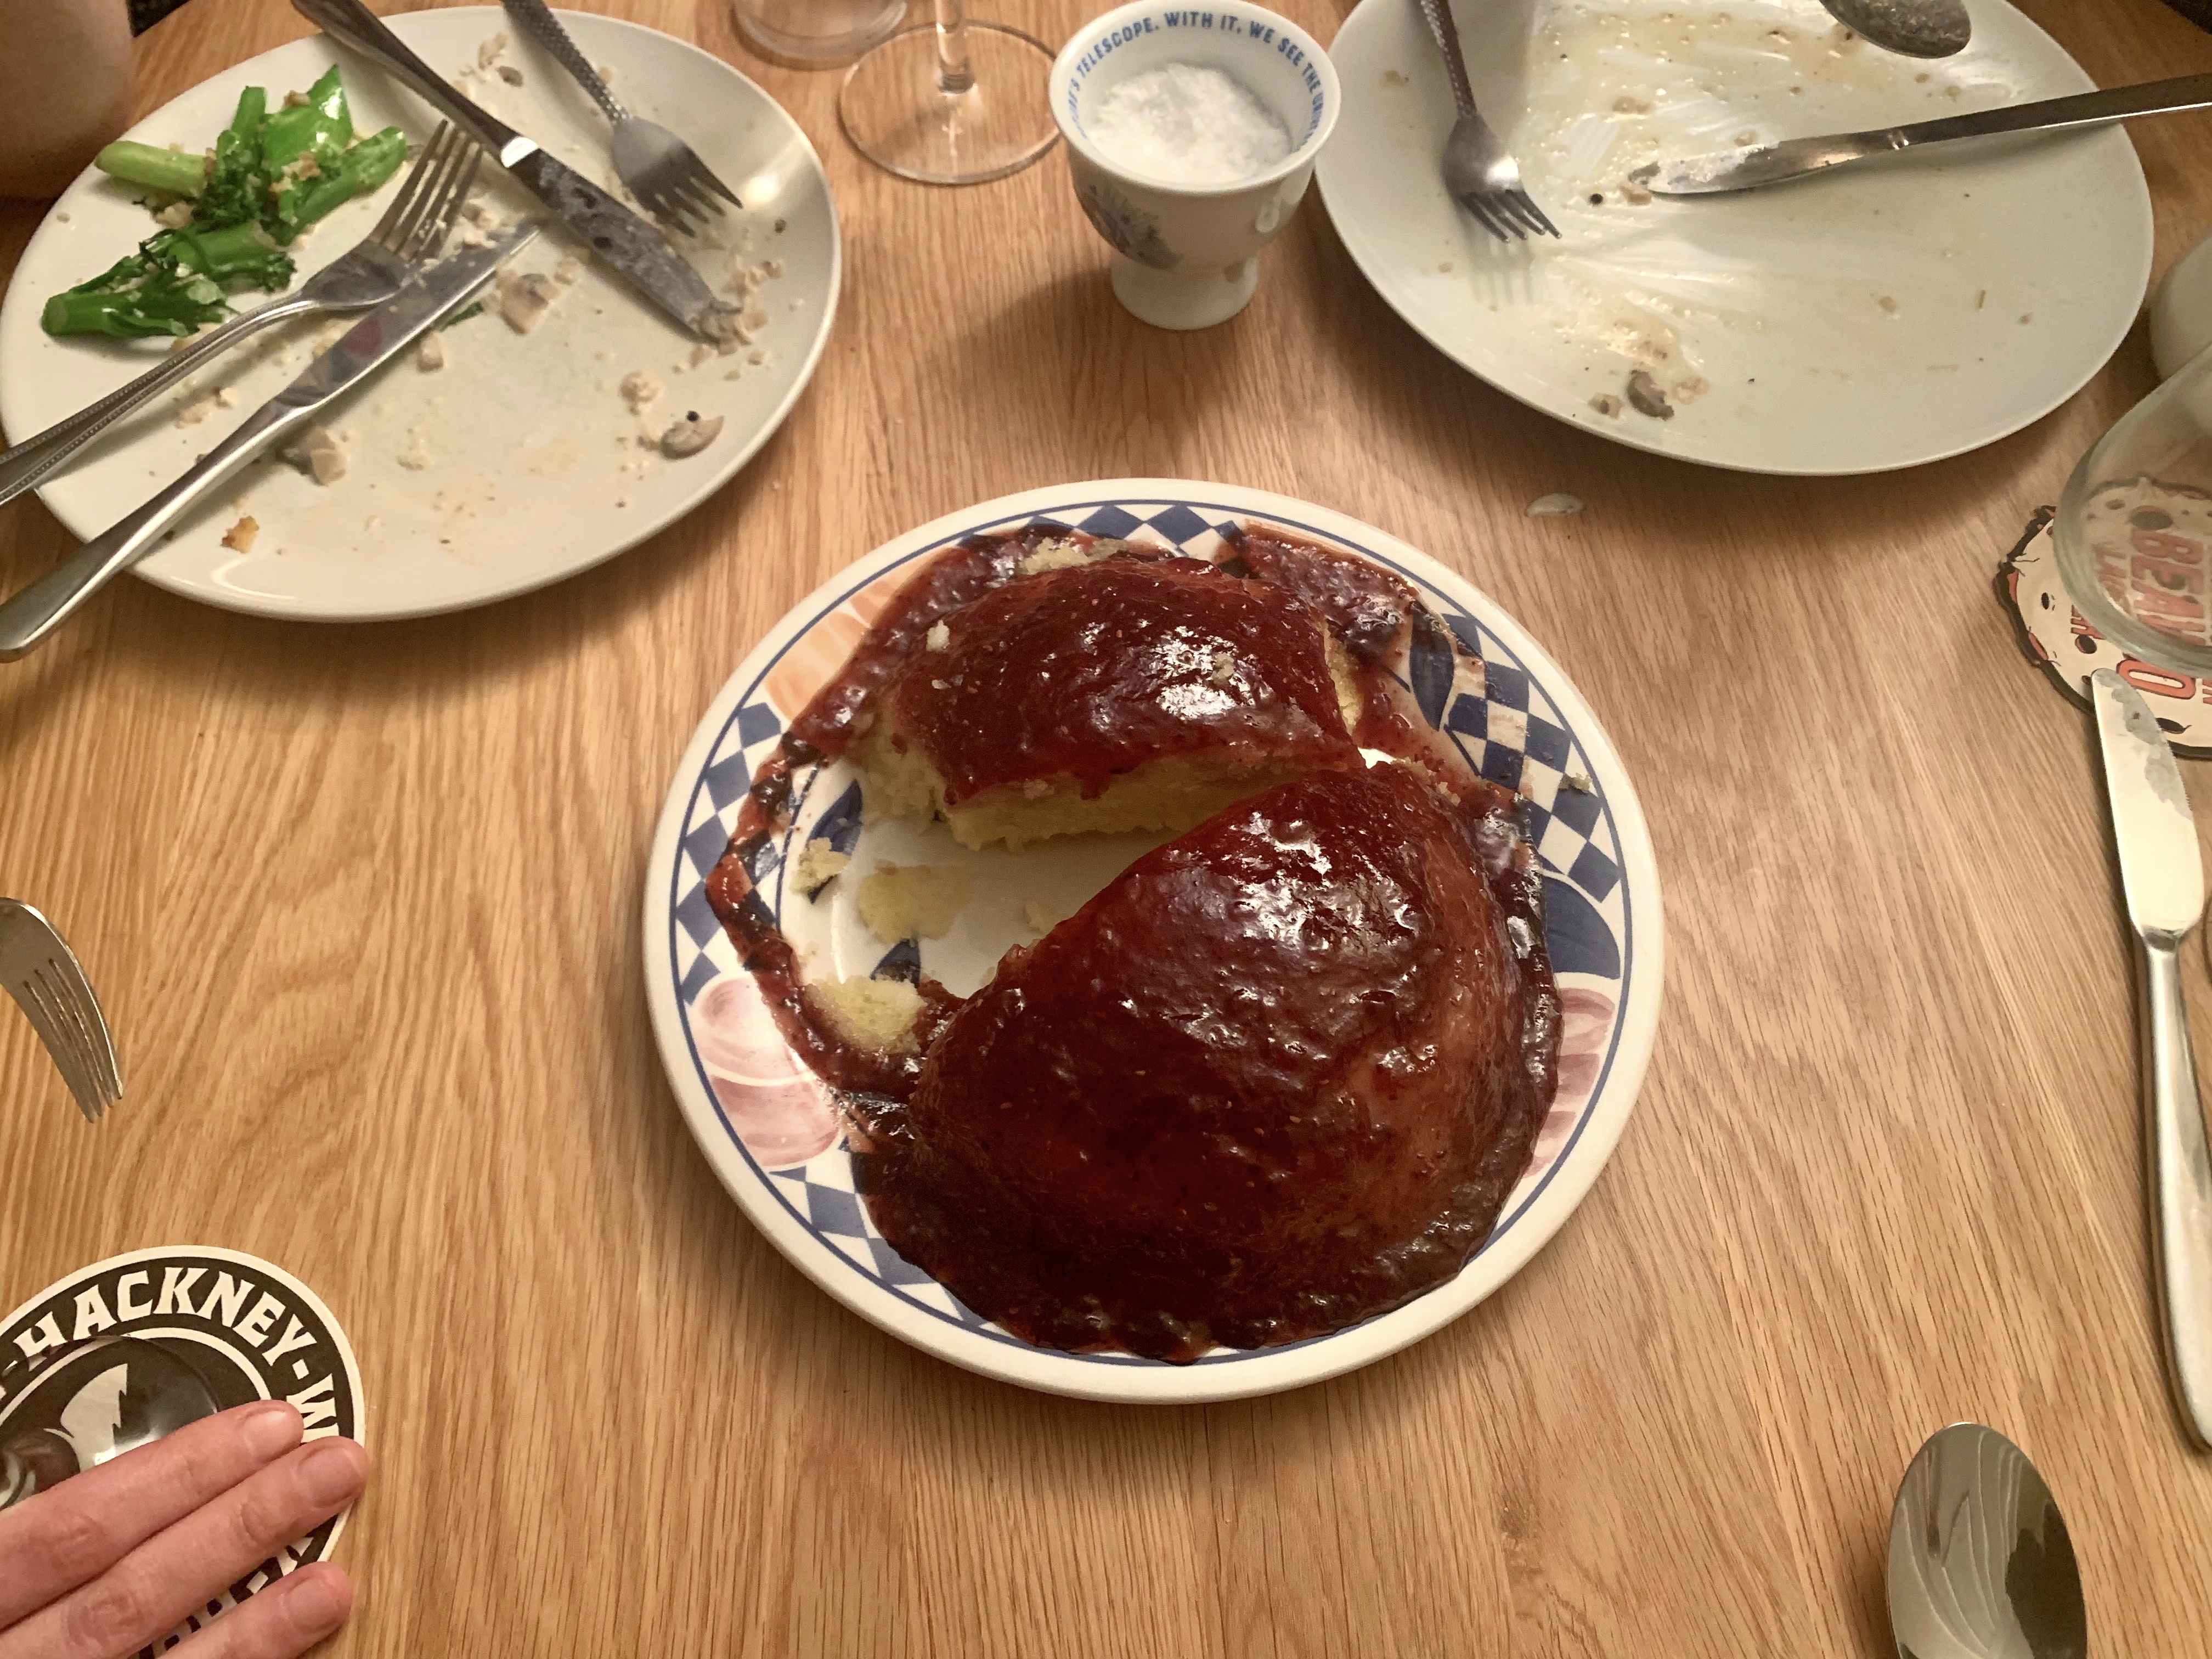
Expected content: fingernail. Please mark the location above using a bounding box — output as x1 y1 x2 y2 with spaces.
284 1569 347 1637
242 1402 300 1460
297 1439 366 1508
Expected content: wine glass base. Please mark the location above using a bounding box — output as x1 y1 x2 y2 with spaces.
839 22 1059 185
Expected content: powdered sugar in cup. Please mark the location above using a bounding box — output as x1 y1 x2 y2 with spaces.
1050 1 1339 330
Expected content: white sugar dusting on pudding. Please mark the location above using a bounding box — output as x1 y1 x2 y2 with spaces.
1089 63 1291 185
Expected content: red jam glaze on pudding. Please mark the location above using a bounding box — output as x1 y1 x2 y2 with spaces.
1222 522 1417 665
876 552 1360 806
788 526 1056 761
854 763 1560 1362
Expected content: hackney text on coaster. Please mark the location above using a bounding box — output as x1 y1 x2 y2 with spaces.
1999 505 2212 758
0 1246 364 1641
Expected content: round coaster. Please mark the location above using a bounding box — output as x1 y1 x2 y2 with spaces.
0 1247 364 1637
1999 505 2212 757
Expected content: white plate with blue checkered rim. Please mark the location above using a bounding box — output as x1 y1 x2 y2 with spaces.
644 481 1663 1402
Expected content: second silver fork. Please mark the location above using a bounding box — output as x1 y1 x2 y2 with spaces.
0 122 481 510
0 900 122 1124
1414 0 1559 242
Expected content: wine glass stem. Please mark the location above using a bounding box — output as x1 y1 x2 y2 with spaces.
934 0 974 94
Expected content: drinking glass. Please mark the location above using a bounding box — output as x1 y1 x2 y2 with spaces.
2053 340 2212 674
838 0 1058 185
732 0 908 67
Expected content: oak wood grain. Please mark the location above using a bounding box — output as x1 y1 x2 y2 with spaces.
5 0 2212 1652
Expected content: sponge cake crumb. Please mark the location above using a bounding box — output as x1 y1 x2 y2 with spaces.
857 862 974 942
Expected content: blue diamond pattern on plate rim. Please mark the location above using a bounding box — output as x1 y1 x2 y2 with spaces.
662 497 1639 1368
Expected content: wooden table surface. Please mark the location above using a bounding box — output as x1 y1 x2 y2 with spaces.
5 0 2212 1651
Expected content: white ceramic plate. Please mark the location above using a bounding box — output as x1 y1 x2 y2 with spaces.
0 7 837 620
1317 0 2152 475
645 481 1663 1403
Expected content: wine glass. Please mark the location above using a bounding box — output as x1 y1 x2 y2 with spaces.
2053 338 2212 674
838 0 1059 185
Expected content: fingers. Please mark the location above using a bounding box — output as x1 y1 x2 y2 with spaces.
0 1401 302 1628
168 1565 353 1659
0 1436 369 1659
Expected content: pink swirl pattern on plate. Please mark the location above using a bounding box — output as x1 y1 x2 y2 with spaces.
692 973 840 1167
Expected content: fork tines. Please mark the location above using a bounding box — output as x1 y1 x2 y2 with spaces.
1 901 122 1123
369 123 486 262
1460 188 1560 244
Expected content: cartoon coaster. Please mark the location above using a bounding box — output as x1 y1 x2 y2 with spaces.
1999 505 2212 757
0 1247 364 1643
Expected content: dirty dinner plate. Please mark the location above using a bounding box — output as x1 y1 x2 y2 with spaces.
0 7 838 620
1318 0 2152 475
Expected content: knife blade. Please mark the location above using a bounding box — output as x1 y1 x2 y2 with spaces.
2091 667 2212 1451
2094 669 2205 941
292 0 725 340
1640 70 2212 195
0 223 540 661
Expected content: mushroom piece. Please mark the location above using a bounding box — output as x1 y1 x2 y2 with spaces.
496 270 561 334
658 413 725 458
1624 370 1674 420
284 422 347 485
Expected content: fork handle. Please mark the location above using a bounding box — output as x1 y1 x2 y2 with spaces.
500 0 629 126
1415 0 1480 120
0 290 323 512
0 397 301 661
292 0 527 157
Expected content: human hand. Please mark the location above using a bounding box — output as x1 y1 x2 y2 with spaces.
0 1400 368 1658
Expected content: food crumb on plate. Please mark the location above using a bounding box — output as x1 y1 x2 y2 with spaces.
857 862 974 943
1624 369 1673 419
496 64 523 86
792 838 850 896
1382 69 1408 86
926 621 951 651
810 976 921 1053
220 515 258 552
416 332 445 371
620 370 662 413
659 413 723 458
1589 393 1623 417
477 31 507 66
174 392 218 427
284 422 346 485
496 268 561 333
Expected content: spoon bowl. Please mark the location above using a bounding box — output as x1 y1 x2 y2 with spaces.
1822 0 1971 58
1887 1423 2087 1659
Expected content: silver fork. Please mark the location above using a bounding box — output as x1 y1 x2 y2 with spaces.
0 901 122 1123
1414 0 1559 242
0 122 481 510
499 0 741 233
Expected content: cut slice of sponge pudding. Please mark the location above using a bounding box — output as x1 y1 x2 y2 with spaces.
855 553 1364 850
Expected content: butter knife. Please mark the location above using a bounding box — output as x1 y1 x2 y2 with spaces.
1640 71 2212 195
0 223 539 661
2092 668 2212 1450
292 0 724 338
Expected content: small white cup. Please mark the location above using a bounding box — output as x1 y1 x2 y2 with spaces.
1049 0 1340 330
2151 228 2212 381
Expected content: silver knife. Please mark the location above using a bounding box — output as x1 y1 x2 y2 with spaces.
2092 667 2212 1450
292 0 724 339
0 223 539 661
1640 71 2212 195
